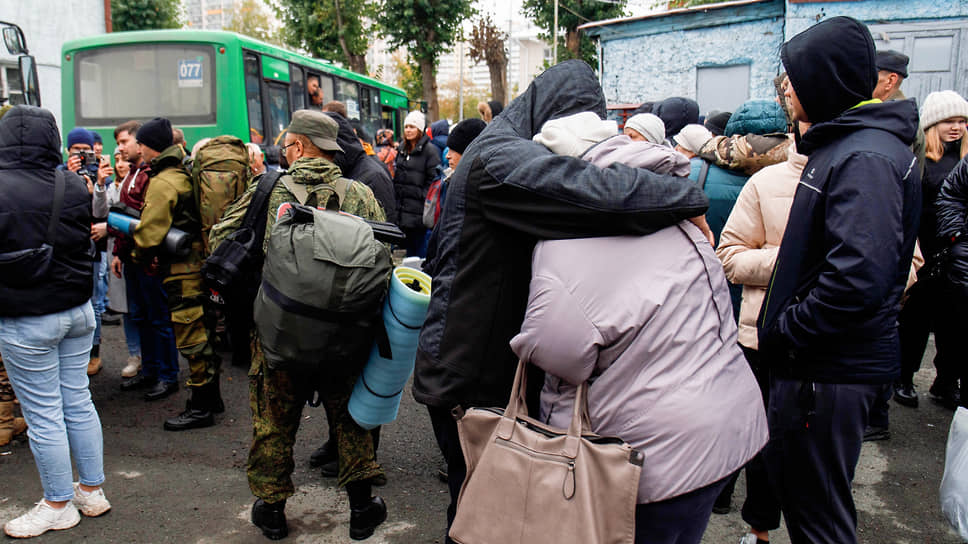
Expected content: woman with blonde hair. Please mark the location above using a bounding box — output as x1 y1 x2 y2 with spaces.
894 90 968 409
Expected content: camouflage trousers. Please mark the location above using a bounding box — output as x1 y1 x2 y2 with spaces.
246 336 383 503
0 355 15 402
162 271 220 387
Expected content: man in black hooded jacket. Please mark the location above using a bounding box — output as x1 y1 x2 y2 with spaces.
413 60 710 543
323 112 397 221
757 17 920 544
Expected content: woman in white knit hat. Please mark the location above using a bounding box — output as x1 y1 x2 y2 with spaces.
894 90 968 409
624 113 666 145
393 110 441 256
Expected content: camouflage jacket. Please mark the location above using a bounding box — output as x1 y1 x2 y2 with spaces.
134 144 204 272
697 133 790 177
209 157 385 254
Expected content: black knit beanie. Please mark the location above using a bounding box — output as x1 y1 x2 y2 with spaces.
447 118 486 154
136 117 174 152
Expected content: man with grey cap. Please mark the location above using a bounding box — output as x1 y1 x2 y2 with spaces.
211 109 387 541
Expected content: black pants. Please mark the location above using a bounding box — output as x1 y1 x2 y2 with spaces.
899 279 958 385
764 376 887 544
634 476 730 544
428 404 467 544
947 283 968 408
715 347 781 531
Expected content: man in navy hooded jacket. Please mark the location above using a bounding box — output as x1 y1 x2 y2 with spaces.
757 17 920 544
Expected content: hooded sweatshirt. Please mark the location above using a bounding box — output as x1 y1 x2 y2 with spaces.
758 16 921 383
324 112 397 221
413 60 709 409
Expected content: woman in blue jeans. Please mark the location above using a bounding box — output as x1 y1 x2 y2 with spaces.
0 105 112 538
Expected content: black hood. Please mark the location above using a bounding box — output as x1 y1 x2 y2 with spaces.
782 16 876 124
0 105 62 171
497 59 605 140
654 97 699 137
798 99 919 156
324 111 366 175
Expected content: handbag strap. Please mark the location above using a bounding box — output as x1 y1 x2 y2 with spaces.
47 170 66 245
502 358 591 459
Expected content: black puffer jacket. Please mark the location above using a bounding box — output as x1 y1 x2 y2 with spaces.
936 154 968 291
921 141 962 259
0 106 94 317
325 112 397 221
393 133 440 229
413 60 709 409
759 17 921 384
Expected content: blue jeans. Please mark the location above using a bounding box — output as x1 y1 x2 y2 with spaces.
90 251 109 346
0 302 105 502
122 312 141 357
125 264 179 384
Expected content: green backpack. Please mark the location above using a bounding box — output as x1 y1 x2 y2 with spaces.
191 136 251 256
254 202 392 374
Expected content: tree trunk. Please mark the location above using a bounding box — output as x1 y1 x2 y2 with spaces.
418 56 440 122
566 29 581 59
347 53 367 75
334 0 367 75
487 59 507 106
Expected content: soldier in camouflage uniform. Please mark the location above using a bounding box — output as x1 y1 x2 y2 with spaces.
210 111 388 541
131 118 223 431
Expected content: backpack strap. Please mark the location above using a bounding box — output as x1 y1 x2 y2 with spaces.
245 170 284 246
697 161 711 191
279 174 354 211
280 174 311 205
47 170 66 245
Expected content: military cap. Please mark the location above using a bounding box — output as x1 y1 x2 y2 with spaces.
287 110 342 153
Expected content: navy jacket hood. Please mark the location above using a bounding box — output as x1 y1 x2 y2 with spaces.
654 97 700 137
324 112 366 170
781 16 877 124
799 99 919 156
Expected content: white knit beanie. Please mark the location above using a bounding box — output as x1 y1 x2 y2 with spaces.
674 124 713 154
920 90 968 130
532 112 618 157
404 110 426 132
624 113 665 145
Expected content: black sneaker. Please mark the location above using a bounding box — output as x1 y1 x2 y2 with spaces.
163 403 214 431
251 499 288 540
144 381 179 401
320 459 338 478
310 440 337 468
120 374 157 391
863 425 890 442
350 496 387 541
892 382 918 408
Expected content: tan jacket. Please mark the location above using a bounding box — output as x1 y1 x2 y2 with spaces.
716 142 803 350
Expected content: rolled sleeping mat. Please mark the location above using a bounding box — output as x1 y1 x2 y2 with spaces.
349 266 432 429
107 211 193 258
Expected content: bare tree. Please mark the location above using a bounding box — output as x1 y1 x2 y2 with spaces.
468 15 508 106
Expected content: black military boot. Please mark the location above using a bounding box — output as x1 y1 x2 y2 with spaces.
163 387 215 431
347 481 387 540
251 498 288 540
309 438 337 468
210 379 225 414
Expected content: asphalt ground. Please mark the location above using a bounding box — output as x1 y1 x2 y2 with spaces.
1 325 964 543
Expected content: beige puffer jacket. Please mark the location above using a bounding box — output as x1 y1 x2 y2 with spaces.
716 142 802 350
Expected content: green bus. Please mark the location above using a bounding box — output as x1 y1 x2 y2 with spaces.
61 30 410 154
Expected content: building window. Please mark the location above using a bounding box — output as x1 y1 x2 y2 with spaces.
912 35 954 72
696 64 750 114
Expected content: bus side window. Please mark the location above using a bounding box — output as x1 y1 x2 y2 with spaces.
244 53 264 144
266 82 291 146
290 64 305 111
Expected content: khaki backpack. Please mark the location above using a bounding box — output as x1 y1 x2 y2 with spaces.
192 136 251 255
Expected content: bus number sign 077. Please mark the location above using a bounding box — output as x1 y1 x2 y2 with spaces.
178 59 203 88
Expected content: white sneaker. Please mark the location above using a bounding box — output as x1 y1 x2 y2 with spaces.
72 483 111 517
3 500 81 538
121 355 141 378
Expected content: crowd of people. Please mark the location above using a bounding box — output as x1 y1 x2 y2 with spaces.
0 13 965 544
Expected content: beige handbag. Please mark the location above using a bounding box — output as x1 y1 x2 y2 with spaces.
449 359 643 544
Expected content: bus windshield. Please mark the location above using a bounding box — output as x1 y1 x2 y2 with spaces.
74 43 215 126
